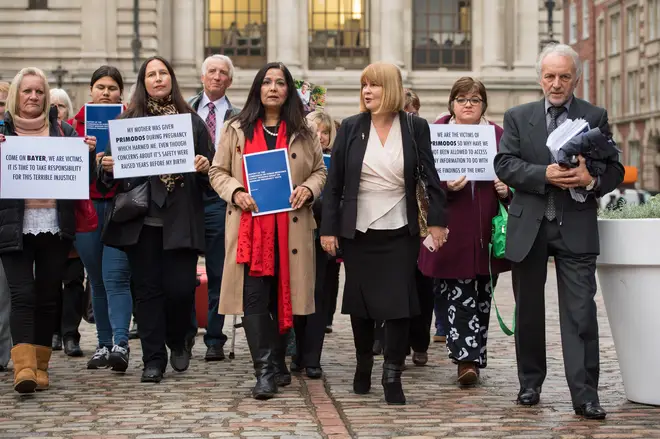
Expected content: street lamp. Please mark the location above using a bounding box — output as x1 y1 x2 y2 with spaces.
131 0 142 73
52 61 68 88
542 0 560 47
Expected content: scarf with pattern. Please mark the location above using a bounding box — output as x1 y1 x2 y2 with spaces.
147 95 182 192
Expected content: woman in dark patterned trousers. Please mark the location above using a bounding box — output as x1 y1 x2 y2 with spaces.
418 77 511 386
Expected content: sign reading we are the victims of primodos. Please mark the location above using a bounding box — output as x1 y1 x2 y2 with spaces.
429 124 497 181
108 113 196 179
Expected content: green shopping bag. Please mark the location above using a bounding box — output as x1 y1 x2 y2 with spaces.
489 191 516 336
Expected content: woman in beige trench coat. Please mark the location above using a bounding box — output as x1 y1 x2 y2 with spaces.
209 62 326 400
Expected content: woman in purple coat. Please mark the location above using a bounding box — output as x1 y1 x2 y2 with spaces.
418 77 511 386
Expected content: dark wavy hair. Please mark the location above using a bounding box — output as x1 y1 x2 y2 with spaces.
234 62 311 142
90 65 124 94
122 56 192 118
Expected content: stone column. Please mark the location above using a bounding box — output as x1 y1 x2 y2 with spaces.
275 0 302 71
379 0 406 68
79 0 108 67
513 0 540 73
480 0 507 73
172 0 198 77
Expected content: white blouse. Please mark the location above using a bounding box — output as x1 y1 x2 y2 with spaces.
23 208 59 235
355 115 408 233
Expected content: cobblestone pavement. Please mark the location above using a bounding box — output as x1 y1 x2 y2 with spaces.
1 264 659 439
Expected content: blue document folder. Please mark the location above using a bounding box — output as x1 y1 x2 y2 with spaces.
323 154 331 171
85 104 123 153
243 149 294 217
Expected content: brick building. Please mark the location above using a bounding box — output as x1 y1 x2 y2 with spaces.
565 0 660 190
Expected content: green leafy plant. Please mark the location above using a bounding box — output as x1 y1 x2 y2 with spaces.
599 195 660 219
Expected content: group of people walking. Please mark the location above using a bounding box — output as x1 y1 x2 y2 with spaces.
0 42 621 419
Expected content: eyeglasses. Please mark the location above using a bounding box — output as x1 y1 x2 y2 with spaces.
454 97 483 106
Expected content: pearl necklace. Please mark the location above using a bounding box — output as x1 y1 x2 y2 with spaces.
263 125 279 137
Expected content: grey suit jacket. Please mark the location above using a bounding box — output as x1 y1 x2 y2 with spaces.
494 97 624 263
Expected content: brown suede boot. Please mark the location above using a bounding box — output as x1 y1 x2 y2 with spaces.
10 344 38 394
35 345 52 391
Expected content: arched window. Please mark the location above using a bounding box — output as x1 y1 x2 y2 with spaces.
205 0 267 69
413 0 471 70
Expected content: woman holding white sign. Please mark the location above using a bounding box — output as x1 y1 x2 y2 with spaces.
97 56 214 383
320 63 448 405
209 62 326 400
417 77 511 386
0 67 97 394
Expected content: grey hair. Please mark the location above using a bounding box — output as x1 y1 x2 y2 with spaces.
201 54 235 79
536 43 582 79
50 88 74 119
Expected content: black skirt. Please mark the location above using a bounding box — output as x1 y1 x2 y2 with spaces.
341 226 420 320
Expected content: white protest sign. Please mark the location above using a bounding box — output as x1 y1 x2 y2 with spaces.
429 124 498 181
109 113 196 179
0 136 89 200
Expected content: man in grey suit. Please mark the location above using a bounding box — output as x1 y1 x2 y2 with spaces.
494 44 624 420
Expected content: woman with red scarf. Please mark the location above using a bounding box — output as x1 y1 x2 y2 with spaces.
209 62 326 400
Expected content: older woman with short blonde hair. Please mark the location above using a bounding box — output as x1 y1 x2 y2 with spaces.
320 62 448 405
0 67 96 394
49 88 74 122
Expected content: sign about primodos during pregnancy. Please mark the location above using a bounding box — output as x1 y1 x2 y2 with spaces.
429 124 497 181
108 113 196 179
0 137 89 200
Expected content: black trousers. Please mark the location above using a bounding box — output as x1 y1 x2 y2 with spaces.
325 258 341 327
352 316 409 365
409 269 434 353
293 239 330 368
126 226 198 370
513 218 600 407
54 257 85 342
243 267 278 317
1 233 71 347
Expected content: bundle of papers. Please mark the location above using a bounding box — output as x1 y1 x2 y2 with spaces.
546 118 591 203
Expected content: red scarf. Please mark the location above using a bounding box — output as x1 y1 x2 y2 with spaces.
237 120 293 334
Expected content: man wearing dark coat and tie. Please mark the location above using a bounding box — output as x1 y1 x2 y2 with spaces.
494 43 624 420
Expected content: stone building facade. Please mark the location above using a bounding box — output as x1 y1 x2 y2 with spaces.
1 0 562 124
565 0 660 190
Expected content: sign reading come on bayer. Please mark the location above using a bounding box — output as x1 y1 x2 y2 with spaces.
429 124 497 181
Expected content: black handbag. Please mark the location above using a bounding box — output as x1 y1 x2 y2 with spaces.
110 180 150 223
406 112 430 237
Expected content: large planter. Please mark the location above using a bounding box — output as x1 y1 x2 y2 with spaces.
597 218 660 405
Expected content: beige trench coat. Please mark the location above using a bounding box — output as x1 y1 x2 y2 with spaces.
209 120 327 316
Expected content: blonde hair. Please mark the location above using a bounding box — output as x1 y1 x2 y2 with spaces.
306 110 337 150
7 67 51 124
50 88 74 120
0 82 9 95
359 62 405 114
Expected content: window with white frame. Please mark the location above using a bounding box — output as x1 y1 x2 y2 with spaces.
627 6 638 48
610 13 620 54
582 60 590 101
569 2 578 44
650 65 659 111
597 18 605 58
627 71 637 115
582 0 589 39
611 76 621 117
649 0 659 41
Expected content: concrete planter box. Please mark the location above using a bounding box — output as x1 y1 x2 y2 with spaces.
597 218 660 405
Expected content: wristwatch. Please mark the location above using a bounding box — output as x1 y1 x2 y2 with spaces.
585 177 596 191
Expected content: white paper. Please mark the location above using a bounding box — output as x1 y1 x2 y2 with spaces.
109 114 196 178
546 118 590 158
0 136 89 200
429 124 498 181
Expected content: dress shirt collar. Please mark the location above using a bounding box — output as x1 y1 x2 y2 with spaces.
200 92 228 111
544 96 573 114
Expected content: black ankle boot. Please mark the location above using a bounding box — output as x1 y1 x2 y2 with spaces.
272 333 291 387
242 314 278 400
382 363 406 405
353 354 374 394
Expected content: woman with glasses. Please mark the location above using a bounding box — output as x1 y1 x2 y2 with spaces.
418 77 511 386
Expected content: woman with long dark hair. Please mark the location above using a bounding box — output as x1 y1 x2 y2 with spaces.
98 56 214 383
69 65 134 371
209 62 326 400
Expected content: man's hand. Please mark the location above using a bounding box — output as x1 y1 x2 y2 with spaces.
575 155 594 188
545 164 581 189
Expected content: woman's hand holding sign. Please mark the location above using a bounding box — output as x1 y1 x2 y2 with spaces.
290 186 312 210
101 155 115 174
84 135 97 152
194 155 210 174
447 175 468 192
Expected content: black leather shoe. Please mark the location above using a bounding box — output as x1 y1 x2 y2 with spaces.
575 401 607 420
517 387 541 406
63 338 83 357
170 348 191 372
52 334 62 351
353 354 374 394
382 363 406 405
204 345 226 361
306 367 323 379
141 366 163 383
